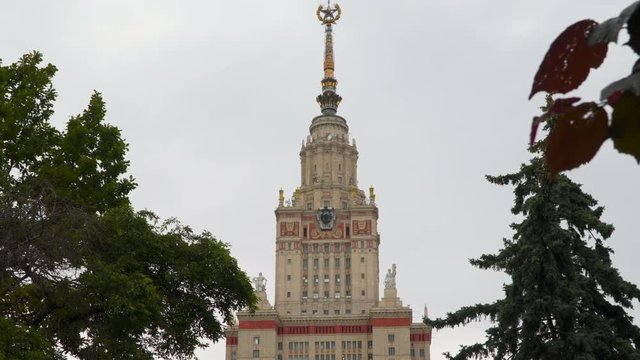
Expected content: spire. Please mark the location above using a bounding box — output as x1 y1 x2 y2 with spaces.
316 1 342 115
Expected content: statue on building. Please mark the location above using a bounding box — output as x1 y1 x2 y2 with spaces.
384 264 397 289
252 272 267 292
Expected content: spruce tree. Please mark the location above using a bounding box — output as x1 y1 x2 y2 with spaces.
430 116 640 359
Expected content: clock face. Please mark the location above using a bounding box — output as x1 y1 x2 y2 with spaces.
316 207 335 230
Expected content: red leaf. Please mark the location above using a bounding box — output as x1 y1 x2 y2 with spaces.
607 90 624 106
530 20 608 99
546 102 609 174
530 117 541 145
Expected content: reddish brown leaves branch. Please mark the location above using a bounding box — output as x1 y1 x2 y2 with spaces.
529 2 640 173
545 101 609 174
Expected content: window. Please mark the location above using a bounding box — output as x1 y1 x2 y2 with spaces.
324 274 330 283
287 275 291 281
287 291 291 298
323 309 329 315
335 309 340 314
313 258 319 269
335 292 341 298
307 202 313 210
303 259 308 269
419 349 425 358
361 273 365 279
312 309 318 314
335 258 340 269
287 242 292 250
324 243 330 253
302 290 308 298
338 176 343 184
388 334 395 342
345 243 351 252
342 201 348 209
361 290 365 296
346 290 351 297
254 337 260 345
313 244 319 253
287 258 292 264
345 309 351 314
324 258 330 268
388 347 396 356
411 348 415 357
368 341 373 349
231 352 237 360
361 256 365 263
360 240 364 248
335 275 340 283
324 290 329 299
314 275 319 284
304 227 308 238
346 275 351 285
278 342 283 351
303 275 308 284
313 292 319 299
345 257 351 269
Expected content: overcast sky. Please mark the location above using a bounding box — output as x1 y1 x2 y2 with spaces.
2 1 639 359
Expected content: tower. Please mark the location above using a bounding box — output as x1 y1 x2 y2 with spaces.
225 3 431 360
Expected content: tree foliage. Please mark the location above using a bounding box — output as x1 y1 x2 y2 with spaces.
428 120 640 359
0 52 256 359
530 1 640 173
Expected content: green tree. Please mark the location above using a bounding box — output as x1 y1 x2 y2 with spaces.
429 117 640 359
0 52 256 359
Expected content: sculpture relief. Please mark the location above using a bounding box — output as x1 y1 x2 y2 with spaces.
352 220 371 235
280 222 300 237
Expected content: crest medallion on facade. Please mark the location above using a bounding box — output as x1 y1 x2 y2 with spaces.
316 206 335 230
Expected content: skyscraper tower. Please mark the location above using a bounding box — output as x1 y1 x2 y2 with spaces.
225 4 431 360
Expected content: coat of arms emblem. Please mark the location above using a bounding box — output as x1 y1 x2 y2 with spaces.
316 206 335 230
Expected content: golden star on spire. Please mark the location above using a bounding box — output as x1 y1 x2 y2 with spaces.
317 1 341 25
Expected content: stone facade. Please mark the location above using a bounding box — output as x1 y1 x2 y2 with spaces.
224 3 431 360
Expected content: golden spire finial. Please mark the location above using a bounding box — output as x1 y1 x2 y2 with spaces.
316 1 342 115
317 1 341 25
